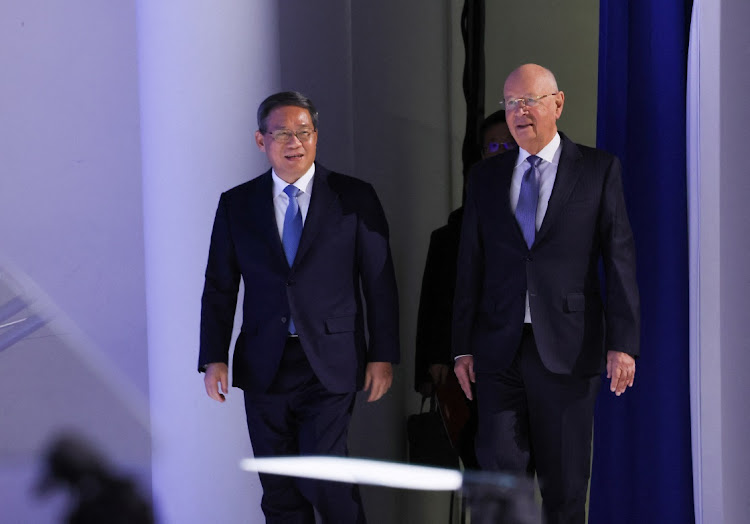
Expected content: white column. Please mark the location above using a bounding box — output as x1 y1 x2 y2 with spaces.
688 2 723 522
137 2 279 522
690 1 750 523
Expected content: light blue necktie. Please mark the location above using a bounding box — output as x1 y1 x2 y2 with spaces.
516 155 541 248
282 184 302 334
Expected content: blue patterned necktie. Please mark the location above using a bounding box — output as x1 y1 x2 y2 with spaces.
516 155 541 248
282 184 302 333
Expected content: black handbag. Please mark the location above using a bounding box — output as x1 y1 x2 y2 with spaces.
407 394 460 469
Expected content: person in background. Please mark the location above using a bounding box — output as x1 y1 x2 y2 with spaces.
414 110 516 468
199 91 400 523
452 64 640 524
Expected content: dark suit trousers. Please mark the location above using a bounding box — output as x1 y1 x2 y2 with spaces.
475 325 600 524
244 337 365 524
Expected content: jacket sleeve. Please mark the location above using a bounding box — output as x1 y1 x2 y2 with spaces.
452 174 483 360
599 156 641 357
198 192 241 371
356 183 401 364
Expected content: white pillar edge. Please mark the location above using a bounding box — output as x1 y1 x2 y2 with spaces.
688 1 724 523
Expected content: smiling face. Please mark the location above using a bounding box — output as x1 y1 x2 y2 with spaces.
503 64 564 155
254 105 318 183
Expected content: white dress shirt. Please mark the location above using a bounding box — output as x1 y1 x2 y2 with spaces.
511 132 562 323
271 164 316 240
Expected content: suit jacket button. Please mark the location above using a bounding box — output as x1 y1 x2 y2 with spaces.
287 280 295 286
525 255 533 262
281 316 287 323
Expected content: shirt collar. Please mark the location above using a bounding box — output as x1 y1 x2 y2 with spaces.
272 163 316 198
515 132 561 167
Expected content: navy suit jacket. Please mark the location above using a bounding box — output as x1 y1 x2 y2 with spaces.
452 133 640 376
199 163 400 394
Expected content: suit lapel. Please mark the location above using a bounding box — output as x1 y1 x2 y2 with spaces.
248 170 289 268
293 164 339 267
535 134 583 244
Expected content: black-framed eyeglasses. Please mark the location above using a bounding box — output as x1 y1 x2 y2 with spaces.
483 141 517 155
267 128 316 144
500 93 558 111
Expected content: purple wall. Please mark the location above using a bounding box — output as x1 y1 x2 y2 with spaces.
0 1 150 522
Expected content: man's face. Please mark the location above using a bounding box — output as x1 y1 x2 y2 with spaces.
503 68 564 155
255 105 318 183
481 122 516 159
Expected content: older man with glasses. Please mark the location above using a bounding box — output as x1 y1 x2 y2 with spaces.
452 64 640 524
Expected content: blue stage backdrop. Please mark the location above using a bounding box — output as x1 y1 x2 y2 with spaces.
590 1 694 523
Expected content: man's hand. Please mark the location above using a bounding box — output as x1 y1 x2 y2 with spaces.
606 350 636 396
454 355 475 400
364 362 393 402
204 362 229 402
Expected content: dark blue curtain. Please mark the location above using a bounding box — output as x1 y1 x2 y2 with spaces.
590 2 694 523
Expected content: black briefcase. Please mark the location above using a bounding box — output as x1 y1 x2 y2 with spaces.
407 394 460 469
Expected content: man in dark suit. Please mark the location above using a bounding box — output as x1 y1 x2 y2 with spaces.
415 110 516 396
452 64 640 524
199 91 400 523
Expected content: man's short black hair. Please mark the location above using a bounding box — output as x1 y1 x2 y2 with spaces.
479 110 507 143
257 91 319 133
